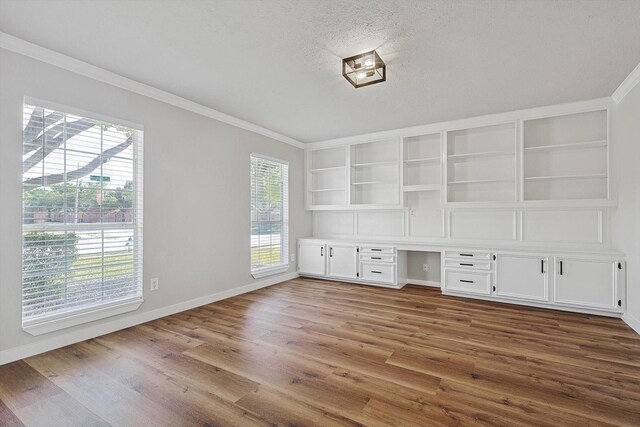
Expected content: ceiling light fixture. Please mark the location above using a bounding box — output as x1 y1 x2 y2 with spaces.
342 50 385 88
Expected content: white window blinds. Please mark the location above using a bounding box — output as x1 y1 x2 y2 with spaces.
22 101 143 329
250 154 289 274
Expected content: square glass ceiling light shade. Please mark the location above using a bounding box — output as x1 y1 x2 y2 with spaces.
342 50 386 88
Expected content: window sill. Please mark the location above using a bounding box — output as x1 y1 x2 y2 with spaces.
22 297 144 336
251 264 290 279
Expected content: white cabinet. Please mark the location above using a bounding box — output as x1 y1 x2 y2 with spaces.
442 249 495 296
298 241 326 276
554 258 618 310
495 254 549 302
327 244 358 280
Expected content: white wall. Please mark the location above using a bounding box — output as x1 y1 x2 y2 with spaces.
0 49 311 361
611 80 640 331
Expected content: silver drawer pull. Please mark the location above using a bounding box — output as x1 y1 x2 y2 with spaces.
371 248 382 252
460 253 474 257
371 257 382 260
371 270 382 274
460 279 474 283
460 263 474 266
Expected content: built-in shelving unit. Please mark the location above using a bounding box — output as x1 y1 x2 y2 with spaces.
350 139 400 207
307 146 348 208
402 133 444 237
523 110 608 201
446 122 516 203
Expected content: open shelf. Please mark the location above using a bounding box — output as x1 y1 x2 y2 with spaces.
350 139 400 206
310 188 346 192
403 156 440 164
446 122 516 203
523 110 608 201
310 166 346 173
351 161 397 168
448 178 513 185
447 150 514 160
524 140 607 152
524 174 607 182
308 146 348 208
352 181 396 186
403 184 441 192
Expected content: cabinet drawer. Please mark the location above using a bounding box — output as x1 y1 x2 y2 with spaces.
360 254 395 263
361 246 396 254
444 270 492 295
444 260 492 271
444 250 493 261
360 262 395 283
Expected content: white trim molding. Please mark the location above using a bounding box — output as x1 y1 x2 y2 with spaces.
612 62 640 104
0 272 299 366
0 32 305 149
622 312 640 336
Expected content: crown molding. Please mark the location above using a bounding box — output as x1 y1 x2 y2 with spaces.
612 61 640 104
0 32 305 149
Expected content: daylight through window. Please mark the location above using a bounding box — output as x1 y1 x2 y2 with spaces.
21 101 143 330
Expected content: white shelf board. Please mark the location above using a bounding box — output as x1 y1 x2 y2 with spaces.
524 140 607 152
403 157 440 164
351 181 397 186
524 174 607 181
351 161 398 168
448 178 514 185
402 184 441 192
310 166 346 173
311 188 346 192
447 150 514 160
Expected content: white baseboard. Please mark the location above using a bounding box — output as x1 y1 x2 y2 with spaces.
622 312 640 336
406 279 441 288
0 272 298 366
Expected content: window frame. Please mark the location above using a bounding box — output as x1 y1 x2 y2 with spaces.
250 153 289 279
21 97 144 335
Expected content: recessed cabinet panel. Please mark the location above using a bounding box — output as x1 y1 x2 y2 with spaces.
554 258 616 310
444 270 492 295
522 210 601 244
327 245 358 279
449 210 515 241
496 254 549 301
298 242 326 276
360 262 395 284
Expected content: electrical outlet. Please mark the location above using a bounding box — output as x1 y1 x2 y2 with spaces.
150 277 159 291
291 253 296 263
409 209 416 216
423 264 429 272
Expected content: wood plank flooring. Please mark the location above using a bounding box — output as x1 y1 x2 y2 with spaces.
1 277 639 426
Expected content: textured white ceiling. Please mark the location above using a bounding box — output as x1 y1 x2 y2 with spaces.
1 0 639 143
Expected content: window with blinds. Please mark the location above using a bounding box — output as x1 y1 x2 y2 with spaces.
250 154 289 276
22 100 143 331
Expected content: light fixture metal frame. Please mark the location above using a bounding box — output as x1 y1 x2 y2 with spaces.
342 50 386 88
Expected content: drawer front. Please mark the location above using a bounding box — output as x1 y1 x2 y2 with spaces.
444 270 492 295
361 246 396 255
444 250 493 261
444 260 492 271
360 262 395 283
360 254 395 263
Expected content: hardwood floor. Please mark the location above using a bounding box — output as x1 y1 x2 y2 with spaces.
1 277 639 426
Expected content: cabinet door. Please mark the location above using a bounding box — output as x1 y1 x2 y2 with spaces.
496 254 549 301
554 258 617 310
298 242 326 276
327 245 358 279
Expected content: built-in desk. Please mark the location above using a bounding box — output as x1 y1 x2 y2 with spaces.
297 237 626 318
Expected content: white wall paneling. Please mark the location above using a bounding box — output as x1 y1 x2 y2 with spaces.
357 211 405 237
448 210 517 241
521 209 603 244
313 211 356 236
